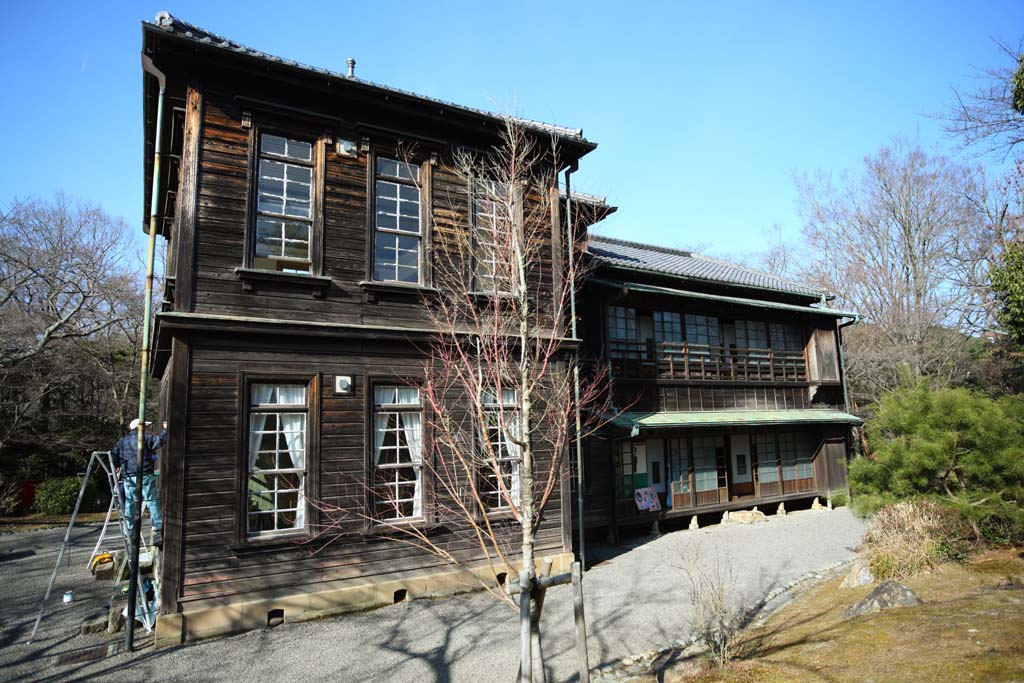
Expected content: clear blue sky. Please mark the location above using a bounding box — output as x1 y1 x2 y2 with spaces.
2 1 1022 259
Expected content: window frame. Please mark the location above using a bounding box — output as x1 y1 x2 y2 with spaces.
366 151 431 287
243 123 326 276
366 378 431 527
478 386 521 515
470 177 512 293
607 305 640 359
235 372 320 546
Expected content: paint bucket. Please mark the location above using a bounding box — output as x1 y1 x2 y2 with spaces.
62 590 74 605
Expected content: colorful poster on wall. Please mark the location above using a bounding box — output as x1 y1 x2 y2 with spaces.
634 486 662 512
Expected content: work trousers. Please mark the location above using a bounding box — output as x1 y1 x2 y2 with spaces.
123 474 162 541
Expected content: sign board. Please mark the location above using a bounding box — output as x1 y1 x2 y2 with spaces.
634 486 662 512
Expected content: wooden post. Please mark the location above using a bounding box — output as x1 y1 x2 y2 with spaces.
571 561 590 683
530 558 553 683
519 568 532 683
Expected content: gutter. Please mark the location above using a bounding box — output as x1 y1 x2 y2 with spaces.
565 161 587 571
128 53 166 653
837 315 861 418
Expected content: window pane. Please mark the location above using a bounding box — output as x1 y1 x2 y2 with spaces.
261 134 311 162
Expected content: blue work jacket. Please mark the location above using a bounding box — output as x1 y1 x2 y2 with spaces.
111 429 167 477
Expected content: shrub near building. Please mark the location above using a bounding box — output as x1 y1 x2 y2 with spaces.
850 379 1024 547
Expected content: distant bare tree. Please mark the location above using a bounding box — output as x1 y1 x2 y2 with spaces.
796 139 1003 401
0 195 140 454
944 38 1024 159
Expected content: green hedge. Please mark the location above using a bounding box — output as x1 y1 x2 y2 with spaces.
34 476 107 515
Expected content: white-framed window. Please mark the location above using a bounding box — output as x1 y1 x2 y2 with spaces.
473 179 509 292
754 434 780 483
779 433 814 480
373 157 421 283
372 385 423 521
608 306 639 359
254 134 314 273
247 383 307 536
479 387 520 511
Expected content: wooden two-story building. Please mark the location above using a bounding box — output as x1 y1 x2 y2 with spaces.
141 13 604 646
140 12 858 647
577 236 860 538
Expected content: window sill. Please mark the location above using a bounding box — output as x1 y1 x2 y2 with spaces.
370 517 437 535
235 268 332 298
358 280 438 303
233 529 310 550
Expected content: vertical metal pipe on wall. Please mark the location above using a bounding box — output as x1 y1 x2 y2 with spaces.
565 162 586 571
127 53 166 651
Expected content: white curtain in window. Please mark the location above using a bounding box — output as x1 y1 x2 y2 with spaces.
401 411 423 517
507 409 521 505
248 384 275 471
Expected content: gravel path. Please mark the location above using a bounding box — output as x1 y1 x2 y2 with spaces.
1 508 865 683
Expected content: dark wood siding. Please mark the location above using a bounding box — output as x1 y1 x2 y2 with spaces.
173 335 565 609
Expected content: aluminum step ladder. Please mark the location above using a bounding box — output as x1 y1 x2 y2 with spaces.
27 451 159 643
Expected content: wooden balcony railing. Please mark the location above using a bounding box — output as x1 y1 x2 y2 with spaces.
608 340 807 382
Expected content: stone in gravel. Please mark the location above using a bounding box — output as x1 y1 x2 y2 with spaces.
844 580 920 618
688 516 699 530
777 502 787 516
81 613 108 635
811 497 823 510
729 509 767 524
840 558 874 588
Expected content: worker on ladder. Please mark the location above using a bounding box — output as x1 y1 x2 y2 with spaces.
111 418 168 548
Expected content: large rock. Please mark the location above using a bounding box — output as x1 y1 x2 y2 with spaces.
840 558 874 588
844 580 920 618
728 509 768 524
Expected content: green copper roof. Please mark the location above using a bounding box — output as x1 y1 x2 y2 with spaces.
589 278 860 319
611 409 862 432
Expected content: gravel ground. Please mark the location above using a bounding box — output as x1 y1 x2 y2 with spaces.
0 507 865 683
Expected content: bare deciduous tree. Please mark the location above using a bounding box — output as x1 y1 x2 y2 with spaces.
307 122 614 680
944 38 1024 159
796 139 1003 403
0 194 142 455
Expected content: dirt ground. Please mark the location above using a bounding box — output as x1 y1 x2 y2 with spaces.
654 549 1024 683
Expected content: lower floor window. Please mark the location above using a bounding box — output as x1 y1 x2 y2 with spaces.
779 433 813 480
480 388 521 511
373 386 423 521
247 383 307 536
754 434 780 483
693 436 723 492
615 440 637 499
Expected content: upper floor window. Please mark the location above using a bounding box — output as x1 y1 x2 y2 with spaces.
473 179 509 292
373 158 421 284
372 385 423 521
479 387 520 511
247 383 307 536
736 319 769 351
608 306 639 358
653 311 682 345
254 134 314 273
684 314 720 355
768 323 803 352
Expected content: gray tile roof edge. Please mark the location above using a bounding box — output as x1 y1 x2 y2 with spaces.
587 234 829 299
144 12 592 145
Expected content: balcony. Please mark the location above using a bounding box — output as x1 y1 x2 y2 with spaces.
608 340 807 382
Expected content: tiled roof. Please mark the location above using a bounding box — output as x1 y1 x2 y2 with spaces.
587 235 825 298
146 12 591 145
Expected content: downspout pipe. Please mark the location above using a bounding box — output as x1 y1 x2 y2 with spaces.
837 314 860 415
127 53 166 652
564 161 586 571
